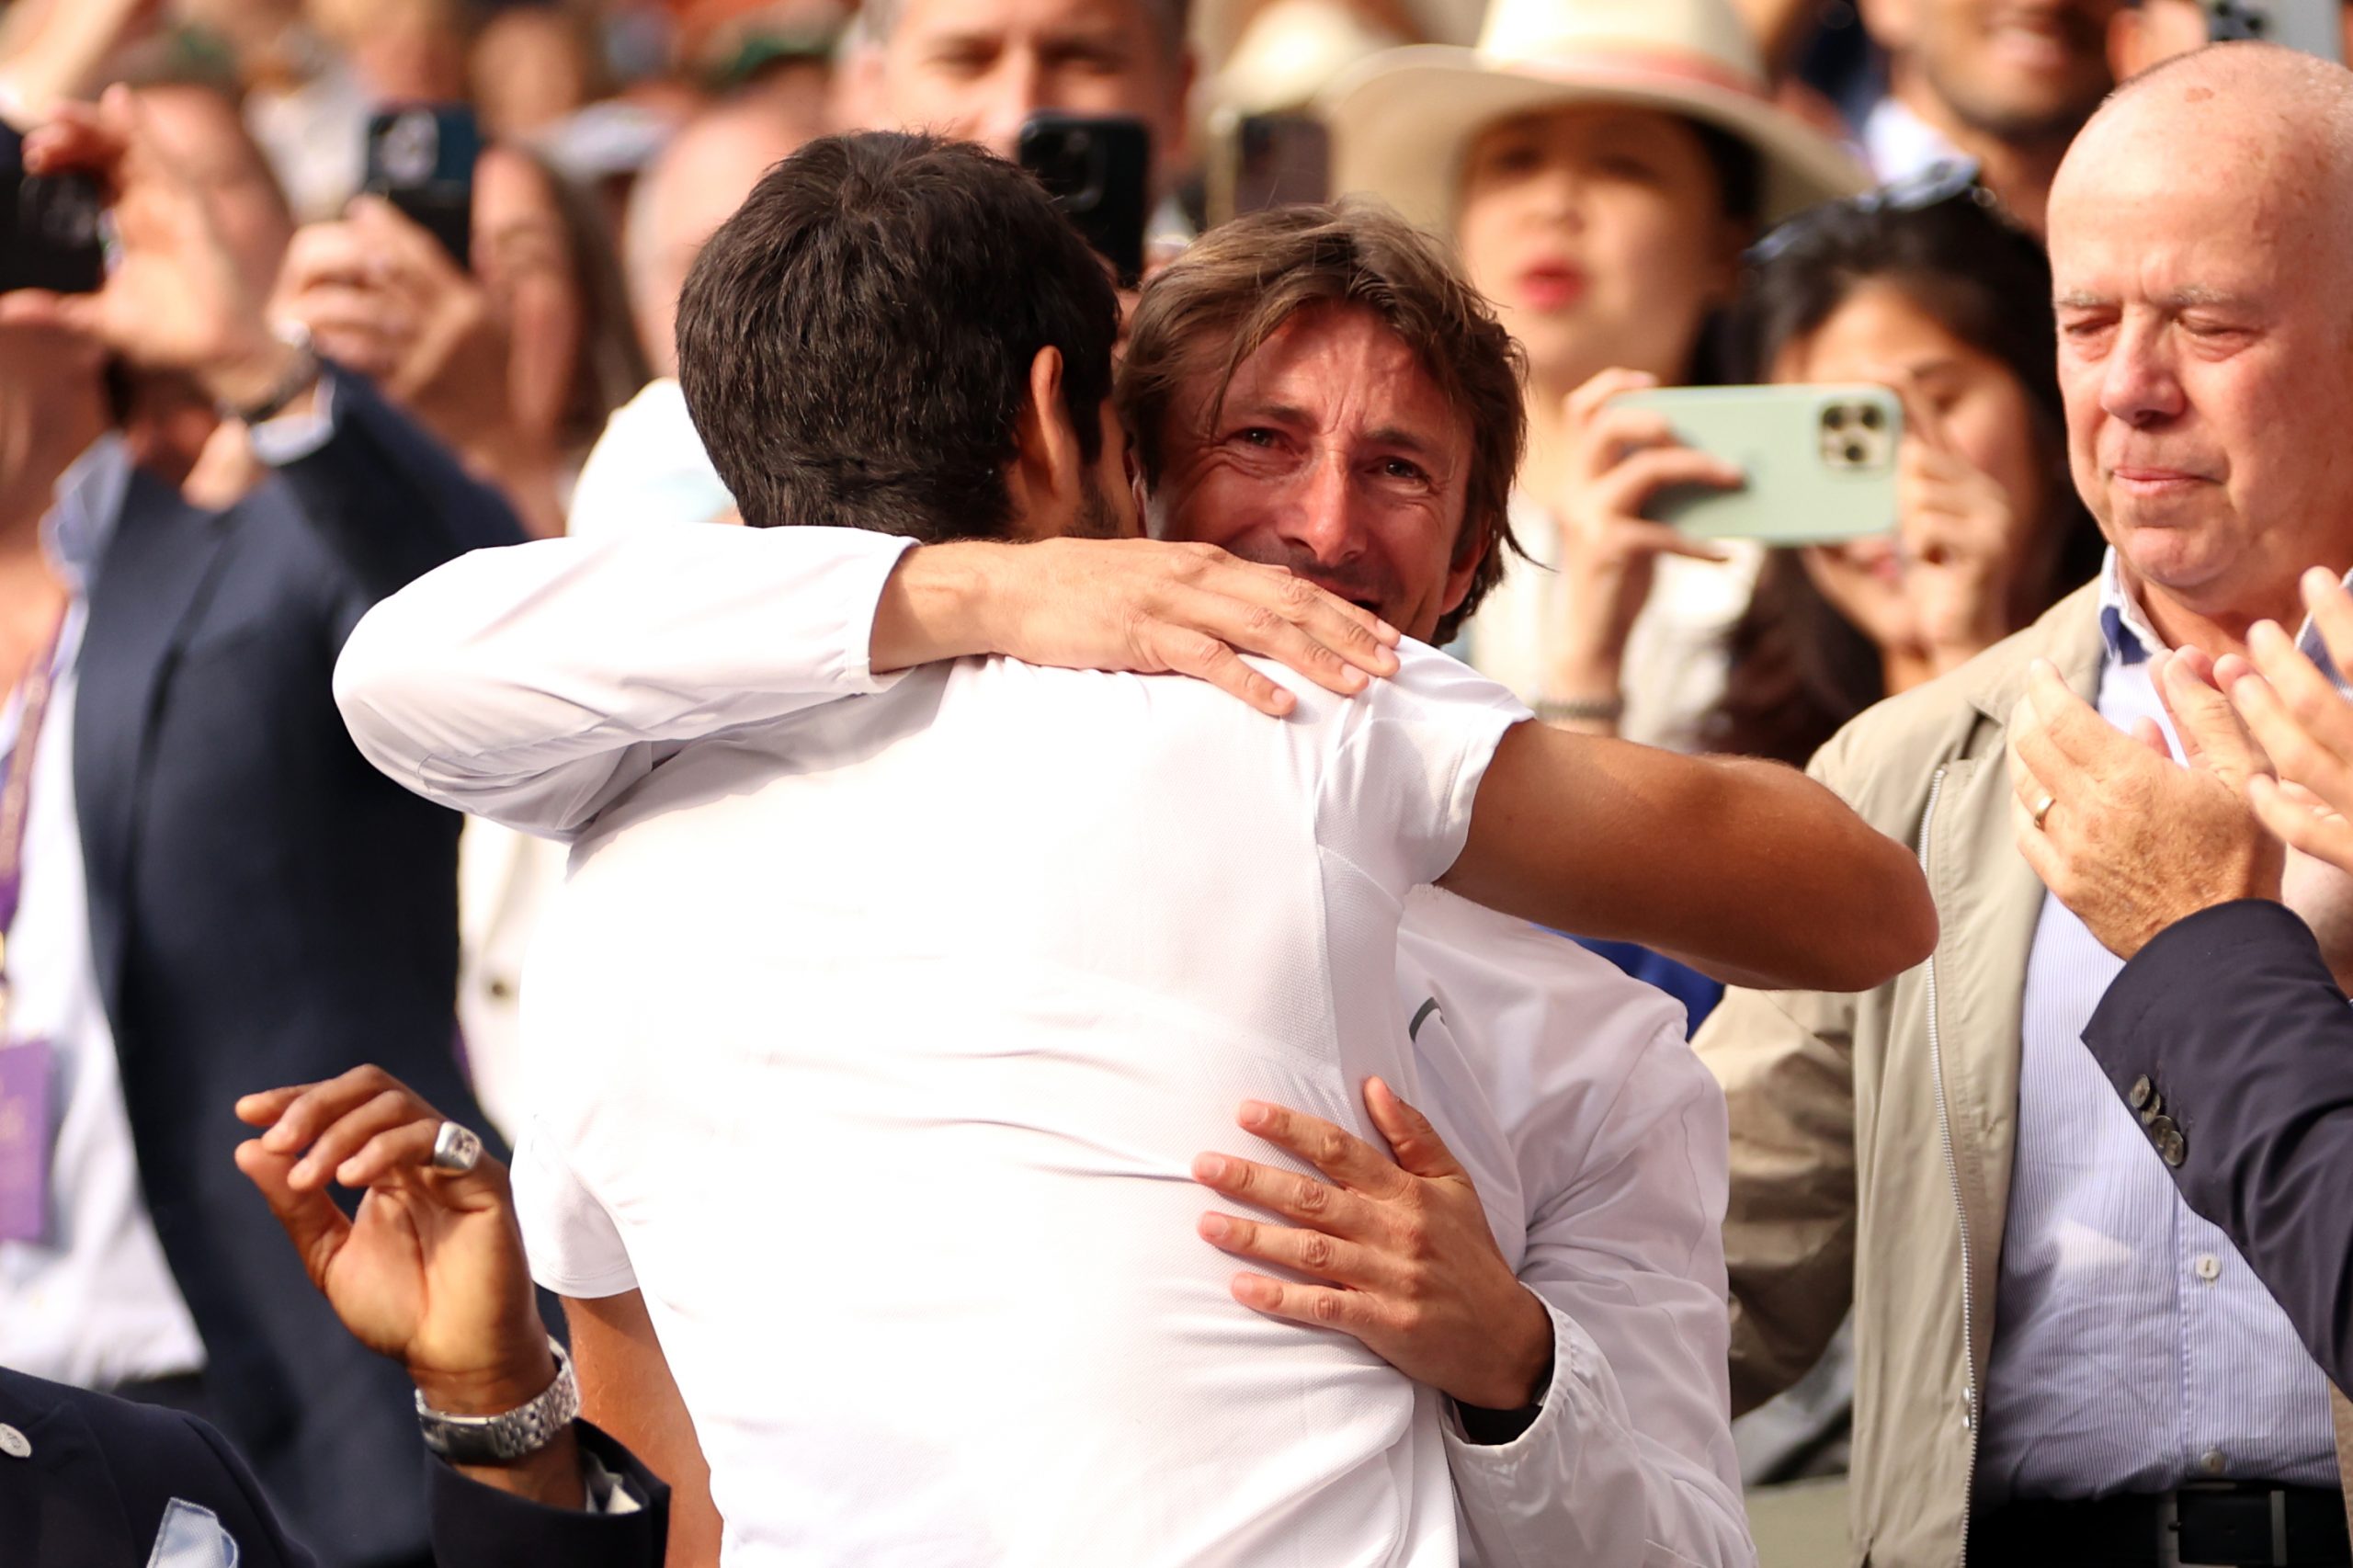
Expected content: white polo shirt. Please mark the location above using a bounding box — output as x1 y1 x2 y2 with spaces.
515 644 1525 1566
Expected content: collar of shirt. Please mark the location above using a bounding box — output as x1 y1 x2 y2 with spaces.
42 434 130 602
2095 548 2166 667
2095 545 2353 695
1860 96 1965 185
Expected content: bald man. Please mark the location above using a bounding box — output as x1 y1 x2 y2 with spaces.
1695 42 2353 1568
624 91 831 377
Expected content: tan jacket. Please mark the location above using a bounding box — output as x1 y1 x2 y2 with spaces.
1694 581 2353 1567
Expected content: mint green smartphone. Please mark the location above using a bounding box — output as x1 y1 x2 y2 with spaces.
1611 383 1903 543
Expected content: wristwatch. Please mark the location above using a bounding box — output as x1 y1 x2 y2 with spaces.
414 1340 579 1465
218 321 322 427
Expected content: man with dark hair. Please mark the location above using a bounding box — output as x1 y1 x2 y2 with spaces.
1858 0 2118 230
676 132 1122 543
340 133 1929 1564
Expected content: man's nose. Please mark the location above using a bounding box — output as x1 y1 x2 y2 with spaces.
2099 319 2188 429
1273 457 1366 563
973 54 1050 157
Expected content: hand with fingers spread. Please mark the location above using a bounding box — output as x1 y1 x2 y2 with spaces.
2223 569 2353 877
1536 369 1736 728
1 85 301 411
2009 654 2282 960
1192 1077 1553 1415
874 538 1403 718
233 1064 578 1500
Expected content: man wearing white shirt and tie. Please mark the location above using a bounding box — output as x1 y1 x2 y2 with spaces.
337 134 1935 1565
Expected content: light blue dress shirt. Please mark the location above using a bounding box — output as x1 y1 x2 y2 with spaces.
1975 551 2336 1503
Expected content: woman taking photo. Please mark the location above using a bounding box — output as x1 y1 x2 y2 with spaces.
1702 168 2106 765
1324 0 1862 744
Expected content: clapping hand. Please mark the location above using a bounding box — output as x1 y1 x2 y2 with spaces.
2009 653 2280 960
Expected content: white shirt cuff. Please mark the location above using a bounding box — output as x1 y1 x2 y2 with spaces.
248 370 338 466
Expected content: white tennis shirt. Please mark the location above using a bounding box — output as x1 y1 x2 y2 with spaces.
514 645 1526 1566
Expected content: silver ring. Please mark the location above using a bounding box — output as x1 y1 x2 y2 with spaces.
429 1120 481 1174
2031 793 2056 832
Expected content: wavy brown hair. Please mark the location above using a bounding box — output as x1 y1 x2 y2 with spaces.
1120 199 1528 644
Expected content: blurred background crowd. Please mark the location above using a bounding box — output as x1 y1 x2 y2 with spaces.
0 0 2332 1562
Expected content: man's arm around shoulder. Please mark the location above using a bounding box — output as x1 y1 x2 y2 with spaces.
1441 722 1936 994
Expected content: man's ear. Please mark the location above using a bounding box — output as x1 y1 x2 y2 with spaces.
1439 516 1489 622
1006 346 1084 539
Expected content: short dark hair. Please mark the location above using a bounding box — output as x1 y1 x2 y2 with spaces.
676 131 1120 540
1120 199 1527 644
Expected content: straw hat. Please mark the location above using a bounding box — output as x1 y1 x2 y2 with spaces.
1322 0 1866 233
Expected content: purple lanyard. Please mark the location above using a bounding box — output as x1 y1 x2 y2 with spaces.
0 623 65 984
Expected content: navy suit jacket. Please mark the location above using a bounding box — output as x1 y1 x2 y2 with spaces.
0 1368 668 1567
72 369 528 1564
2082 899 2353 1390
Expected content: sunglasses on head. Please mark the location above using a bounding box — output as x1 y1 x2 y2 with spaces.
1745 159 2025 267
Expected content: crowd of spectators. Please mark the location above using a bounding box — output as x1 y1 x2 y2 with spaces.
6 1 2353 1567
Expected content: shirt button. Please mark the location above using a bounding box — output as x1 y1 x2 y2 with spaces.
2201 1448 2227 1475
2195 1255 2222 1283
0 1424 28 1459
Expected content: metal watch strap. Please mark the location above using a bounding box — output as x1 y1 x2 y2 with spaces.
414 1340 578 1465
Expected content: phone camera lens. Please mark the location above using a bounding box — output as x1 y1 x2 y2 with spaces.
1844 441 1868 465
1858 403 1884 430
1824 406 1849 431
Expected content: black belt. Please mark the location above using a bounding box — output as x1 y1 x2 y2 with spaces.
1972 1485 2352 1566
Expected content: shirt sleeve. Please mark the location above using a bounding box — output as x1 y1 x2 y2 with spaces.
1447 1017 1752 1568
333 524 917 837
510 1123 639 1300
1310 642 1530 895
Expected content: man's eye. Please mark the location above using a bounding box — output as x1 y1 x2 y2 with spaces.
1233 427 1279 448
1053 44 1128 73
1381 458 1428 482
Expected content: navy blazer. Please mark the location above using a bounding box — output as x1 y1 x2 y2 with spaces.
2082 899 2353 1390
0 1367 668 1567
71 369 528 1565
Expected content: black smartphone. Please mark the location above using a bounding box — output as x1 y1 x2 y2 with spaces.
0 124 105 295
2202 0 2342 58
364 105 481 267
1208 111 1330 228
1017 114 1151 288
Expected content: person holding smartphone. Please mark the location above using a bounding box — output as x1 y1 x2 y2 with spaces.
1699 169 2109 768
1322 0 1863 749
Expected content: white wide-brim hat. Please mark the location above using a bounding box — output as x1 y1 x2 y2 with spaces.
1322 0 1867 233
